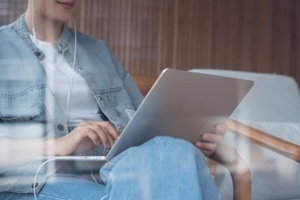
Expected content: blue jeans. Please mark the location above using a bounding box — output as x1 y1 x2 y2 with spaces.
0 137 221 200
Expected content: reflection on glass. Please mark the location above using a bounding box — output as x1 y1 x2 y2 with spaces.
0 1 300 200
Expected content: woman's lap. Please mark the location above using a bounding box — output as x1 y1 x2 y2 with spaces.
100 136 220 200
0 175 107 200
0 136 220 200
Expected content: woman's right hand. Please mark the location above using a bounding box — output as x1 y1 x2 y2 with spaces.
55 121 119 156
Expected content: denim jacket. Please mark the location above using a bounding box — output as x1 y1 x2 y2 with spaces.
0 14 143 193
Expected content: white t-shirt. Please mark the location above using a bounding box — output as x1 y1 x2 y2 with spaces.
30 35 102 128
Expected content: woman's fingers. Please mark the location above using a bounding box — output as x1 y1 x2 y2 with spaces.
195 139 216 149
84 127 101 145
95 124 115 148
215 123 228 136
100 121 119 140
195 123 230 157
195 127 224 157
200 132 222 143
200 149 212 157
195 140 216 157
81 121 118 148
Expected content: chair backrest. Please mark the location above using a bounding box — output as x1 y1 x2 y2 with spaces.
189 69 300 123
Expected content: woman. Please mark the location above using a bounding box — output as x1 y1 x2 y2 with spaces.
0 0 229 199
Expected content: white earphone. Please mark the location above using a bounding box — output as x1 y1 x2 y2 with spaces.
30 1 79 199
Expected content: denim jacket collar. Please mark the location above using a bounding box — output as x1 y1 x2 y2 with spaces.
14 14 71 60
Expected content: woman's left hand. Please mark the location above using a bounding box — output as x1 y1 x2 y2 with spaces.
194 124 227 157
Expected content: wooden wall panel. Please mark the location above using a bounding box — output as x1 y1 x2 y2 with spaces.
209 0 241 70
291 0 300 84
73 0 300 87
250 0 273 72
271 0 292 75
1 0 299 86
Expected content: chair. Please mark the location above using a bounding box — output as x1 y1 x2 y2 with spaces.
225 119 300 200
132 69 300 200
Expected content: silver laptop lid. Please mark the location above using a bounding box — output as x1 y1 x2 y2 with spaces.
106 68 254 161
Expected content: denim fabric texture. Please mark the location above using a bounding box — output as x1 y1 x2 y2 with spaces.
1 137 221 200
0 14 143 194
0 15 220 200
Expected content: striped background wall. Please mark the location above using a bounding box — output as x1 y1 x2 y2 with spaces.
1 0 300 85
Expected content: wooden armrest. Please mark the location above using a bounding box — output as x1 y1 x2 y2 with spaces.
211 143 252 200
228 153 251 200
226 119 300 163
221 119 300 200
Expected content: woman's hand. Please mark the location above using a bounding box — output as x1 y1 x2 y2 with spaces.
195 123 238 165
194 124 227 157
55 121 119 156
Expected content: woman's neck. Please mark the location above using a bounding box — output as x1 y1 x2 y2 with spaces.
25 12 63 44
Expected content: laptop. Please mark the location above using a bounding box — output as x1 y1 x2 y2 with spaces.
40 68 254 162
105 68 254 161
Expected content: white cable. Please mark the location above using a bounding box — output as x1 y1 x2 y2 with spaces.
33 157 56 200
72 17 77 70
43 59 74 109
31 0 37 40
31 0 77 121
66 17 77 124
88 164 99 184
33 156 106 199
29 5 82 199
100 194 109 200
